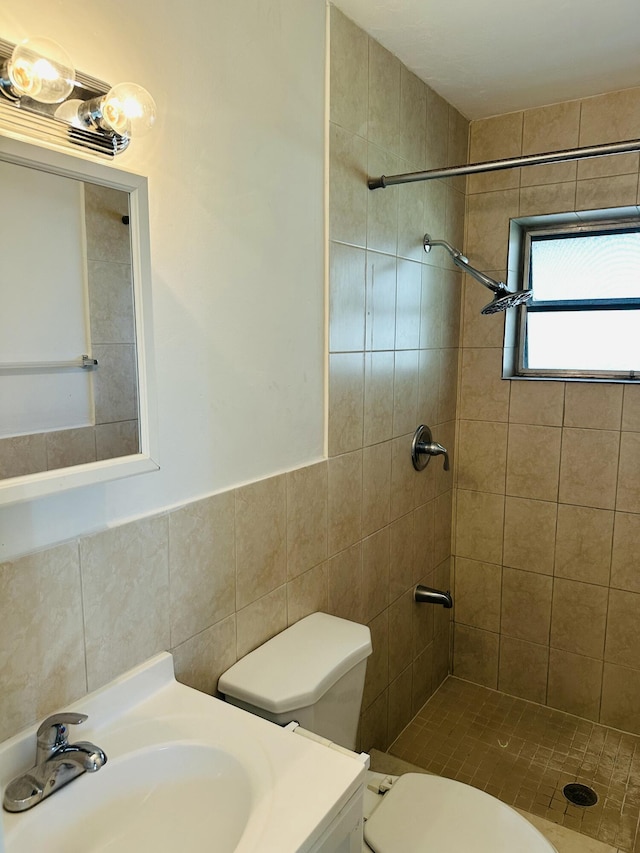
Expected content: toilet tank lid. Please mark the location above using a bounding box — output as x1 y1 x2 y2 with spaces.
218 613 372 714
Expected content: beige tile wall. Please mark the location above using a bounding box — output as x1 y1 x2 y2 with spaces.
454 86 640 734
328 7 467 751
0 9 467 752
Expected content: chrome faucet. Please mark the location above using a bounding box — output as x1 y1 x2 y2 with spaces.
3 713 107 812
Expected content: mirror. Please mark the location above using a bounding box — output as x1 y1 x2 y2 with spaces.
0 134 158 505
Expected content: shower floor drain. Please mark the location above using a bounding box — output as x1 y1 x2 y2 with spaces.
563 783 598 807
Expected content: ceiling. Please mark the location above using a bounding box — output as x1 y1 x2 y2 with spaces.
333 0 640 120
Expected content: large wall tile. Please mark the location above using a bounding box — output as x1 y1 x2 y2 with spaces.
454 557 501 632
286 562 328 625
468 112 523 194
550 577 608 659
0 543 86 742
329 242 366 352
503 496 557 575
327 542 364 623
558 428 619 509
466 190 520 271
605 588 640 669
611 512 640 593
328 352 364 455
367 144 400 255
399 68 427 169
547 648 602 722
622 385 640 431
172 614 236 698
579 88 640 148
600 662 640 735
169 492 235 647
501 566 552 645
554 504 613 586
328 450 363 555
509 380 565 427
498 636 548 704
564 383 623 430
362 441 391 536
459 348 510 422
236 586 287 658
364 351 395 445
367 39 400 154
329 123 368 246
453 624 499 688
506 424 561 502
455 489 504 565
617 431 640 513
364 609 389 709
521 101 580 187
235 475 286 609
81 516 170 691
362 527 390 622
396 259 422 350
457 419 508 494
392 350 419 437
329 6 368 136
462 274 507 348
286 462 328 579
425 88 448 172
388 590 414 680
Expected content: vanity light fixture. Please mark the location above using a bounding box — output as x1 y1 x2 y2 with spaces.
0 36 156 156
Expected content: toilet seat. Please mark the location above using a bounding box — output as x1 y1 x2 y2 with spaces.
364 774 556 853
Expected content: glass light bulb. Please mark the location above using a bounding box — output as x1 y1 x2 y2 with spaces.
100 82 156 137
8 37 75 104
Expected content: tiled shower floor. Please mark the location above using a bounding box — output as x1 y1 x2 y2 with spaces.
389 678 640 852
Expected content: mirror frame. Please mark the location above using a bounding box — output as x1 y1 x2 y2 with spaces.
0 134 159 504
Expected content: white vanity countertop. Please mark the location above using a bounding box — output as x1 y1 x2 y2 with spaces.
0 654 367 852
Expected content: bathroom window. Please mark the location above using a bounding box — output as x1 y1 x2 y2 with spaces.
507 214 640 381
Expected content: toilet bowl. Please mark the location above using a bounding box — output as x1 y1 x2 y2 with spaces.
218 613 557 853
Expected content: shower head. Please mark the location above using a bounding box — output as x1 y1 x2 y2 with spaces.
480 288 533 315
423 234 532 315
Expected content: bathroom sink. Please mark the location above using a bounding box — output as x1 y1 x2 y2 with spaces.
6 744 252 853
0 654 367 852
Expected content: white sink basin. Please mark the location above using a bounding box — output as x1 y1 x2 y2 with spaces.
0 654 367 852
7 744 252 853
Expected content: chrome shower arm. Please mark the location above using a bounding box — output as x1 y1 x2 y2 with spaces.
423 235 468 264
453 258 508 296
423 233 507 296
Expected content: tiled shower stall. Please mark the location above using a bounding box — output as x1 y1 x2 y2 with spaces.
3 3 640 790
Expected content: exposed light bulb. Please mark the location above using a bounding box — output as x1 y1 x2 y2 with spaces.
8 37 75 104
100 82 156 137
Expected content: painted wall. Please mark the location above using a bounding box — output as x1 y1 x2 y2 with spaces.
452 87 640 735
0 0 326 560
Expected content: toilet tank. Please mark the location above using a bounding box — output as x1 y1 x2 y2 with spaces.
218 612 372 750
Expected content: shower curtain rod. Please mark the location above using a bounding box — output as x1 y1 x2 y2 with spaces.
367 138 640 189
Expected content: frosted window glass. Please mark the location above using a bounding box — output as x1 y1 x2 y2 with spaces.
530 231 640 301
527 311 640 371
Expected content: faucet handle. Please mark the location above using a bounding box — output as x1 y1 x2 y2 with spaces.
36 713 88 761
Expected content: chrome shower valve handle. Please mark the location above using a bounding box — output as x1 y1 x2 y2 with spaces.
411 424 450 472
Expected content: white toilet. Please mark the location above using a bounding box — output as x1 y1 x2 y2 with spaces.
218 612 557 853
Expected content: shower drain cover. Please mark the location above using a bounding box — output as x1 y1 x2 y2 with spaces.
563 783 598 807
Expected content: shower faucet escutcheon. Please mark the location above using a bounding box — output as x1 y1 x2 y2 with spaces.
411 425 449 472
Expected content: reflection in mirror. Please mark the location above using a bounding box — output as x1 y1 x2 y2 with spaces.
0 134 157 506
0 161 140 478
